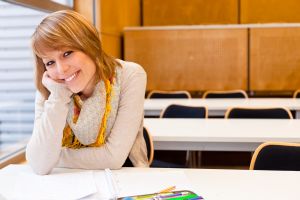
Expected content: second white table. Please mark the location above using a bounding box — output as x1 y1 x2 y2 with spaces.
144 118 300 151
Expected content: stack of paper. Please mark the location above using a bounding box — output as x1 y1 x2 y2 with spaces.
0 165 194 200
0 165 97 200
93 170 193 198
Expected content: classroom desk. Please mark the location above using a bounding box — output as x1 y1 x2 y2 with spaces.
144 118 300 151
0 164 299 200
144 98 300 118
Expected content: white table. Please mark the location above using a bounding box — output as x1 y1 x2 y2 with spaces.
1 165 300 200
144 98 300 118
144 118 300 151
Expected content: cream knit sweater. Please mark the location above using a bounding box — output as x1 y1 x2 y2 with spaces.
26 60 148 175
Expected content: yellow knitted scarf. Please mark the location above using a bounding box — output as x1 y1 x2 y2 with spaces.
61 79 112 149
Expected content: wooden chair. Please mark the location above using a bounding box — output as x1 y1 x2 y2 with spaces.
225 107 293 119
203 89 248 98
160 104 208 118
123 127 154 167
143 127 154 165
147 90 191 99
215 107 292 168
250 142 300 171
154 104 207 168
293 89 300 98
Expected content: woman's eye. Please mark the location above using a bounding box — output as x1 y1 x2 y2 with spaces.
45 61 54 67
63 51 73 57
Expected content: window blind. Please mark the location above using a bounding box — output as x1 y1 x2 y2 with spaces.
0 1 45 135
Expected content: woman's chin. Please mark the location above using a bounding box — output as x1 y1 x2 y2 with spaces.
68 87 81 94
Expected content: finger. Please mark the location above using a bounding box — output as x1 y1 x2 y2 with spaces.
53 79 65 84
43 72 65 84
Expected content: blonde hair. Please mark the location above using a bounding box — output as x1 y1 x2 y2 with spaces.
31 10 120 99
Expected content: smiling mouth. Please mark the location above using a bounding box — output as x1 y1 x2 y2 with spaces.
65 71 79 82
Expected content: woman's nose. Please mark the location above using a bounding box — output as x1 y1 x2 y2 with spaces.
56 61 69 74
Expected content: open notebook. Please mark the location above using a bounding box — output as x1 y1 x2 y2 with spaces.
93 170 194 199
0 165 194 200
0 165 97 199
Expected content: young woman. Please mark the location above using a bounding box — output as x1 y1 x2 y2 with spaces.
26 10 148 175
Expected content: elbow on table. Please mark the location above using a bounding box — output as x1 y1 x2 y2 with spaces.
26 150 53 175
100 154 128 170
26 159 53 175
106 157 125 170
31 165 52 175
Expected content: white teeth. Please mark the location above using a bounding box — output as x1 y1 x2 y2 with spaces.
65 72 77 82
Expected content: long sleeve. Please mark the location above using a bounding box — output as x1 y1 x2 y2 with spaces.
58 62 147 170
26 90 71 175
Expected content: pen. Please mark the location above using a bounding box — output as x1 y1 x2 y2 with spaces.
158 186 176 193
189 196 204 200
159 191 189 199
167 193 199 200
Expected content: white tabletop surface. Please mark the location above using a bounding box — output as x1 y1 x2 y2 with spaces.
144 98 300 117
1 165 299 200
144 118 300 151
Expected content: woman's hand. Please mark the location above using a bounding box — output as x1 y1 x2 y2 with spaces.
42 71 73 99
42 71 64 86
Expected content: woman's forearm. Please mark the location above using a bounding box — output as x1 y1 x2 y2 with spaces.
26 94 70 175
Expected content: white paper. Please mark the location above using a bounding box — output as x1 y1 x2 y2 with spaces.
0 165 97 200
88 172 111 199
91 170 193 199
0 165 194 200
114 171 192 197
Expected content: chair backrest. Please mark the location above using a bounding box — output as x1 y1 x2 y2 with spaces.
147 90 191 99
160 104 207 118
143 127 154 165
250 142 300 171
293 89 300 98
225 107 293 119
203 90 248 98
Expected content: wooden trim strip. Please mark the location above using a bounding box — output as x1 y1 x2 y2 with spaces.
202 90 248 99
4 0 72 12
0 147 26 169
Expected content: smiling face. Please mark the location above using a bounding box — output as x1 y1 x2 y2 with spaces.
41 48 97 97
32 10 119 99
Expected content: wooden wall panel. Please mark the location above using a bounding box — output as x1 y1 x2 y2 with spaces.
100 0 140 58
241 0 300 23
101 34 122 59
100 0 122 34
124 28 247 91
250 28 300 91
143 0 238 25
74 0 94 23
101 0 140 33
